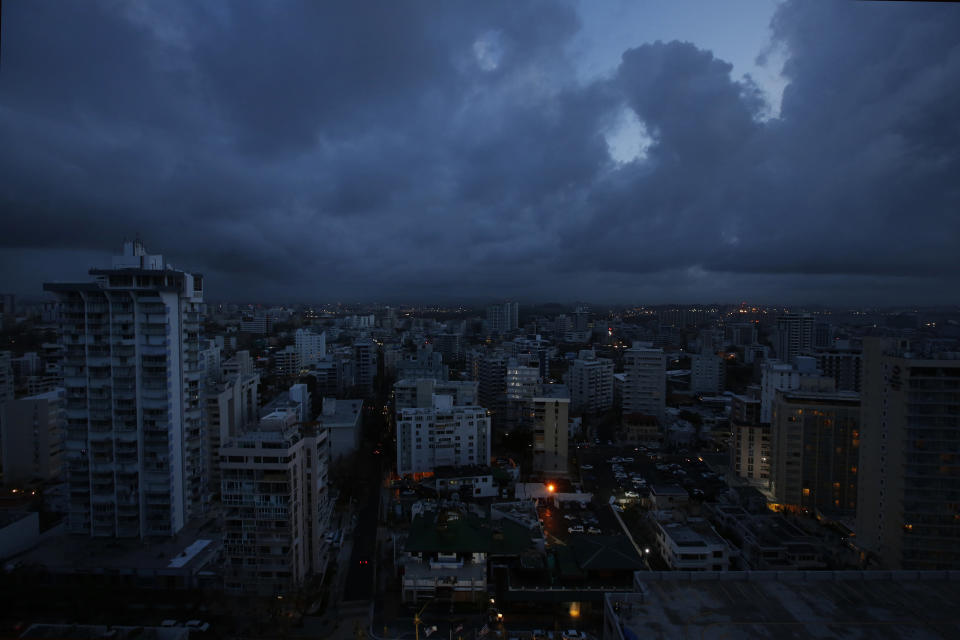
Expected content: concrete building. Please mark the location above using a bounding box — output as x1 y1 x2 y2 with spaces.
690 353 725 395
1 388 64 485
352 337 378 392
813 342 863 392
320 397 363 460
567 350 614 414
239 314 271 335
771 385 860 514
394 378 478 414
486 301 518 334
652 517 730 571
432 465 499 499
220 418 330 595
856 338 960 569
532 384 570 477
622 343 665 422
432 333 463 365
43 240 205 537
470 350 507 420
759 356 820 423
396 395 491 477
273 345 301 377
222 350 254 378
205 372 259 498
724 322 757 347
774 313 814 363
397 346 448 381
505 356 541 402
295 328 326 367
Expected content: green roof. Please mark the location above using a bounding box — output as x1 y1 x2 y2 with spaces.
405 510 535 555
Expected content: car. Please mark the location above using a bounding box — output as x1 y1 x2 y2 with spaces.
622 457 634 463
587 526 601 535
568 525 584 533
564 514 576 520
624 491 639 498
581 464 593 470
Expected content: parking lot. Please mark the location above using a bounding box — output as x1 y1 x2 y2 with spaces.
574 442 728 504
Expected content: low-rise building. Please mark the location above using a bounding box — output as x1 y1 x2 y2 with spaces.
432 465 498 498
401 506 536 604
653 517 729 571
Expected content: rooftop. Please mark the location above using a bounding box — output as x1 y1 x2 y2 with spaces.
609 571 960 639
10 517 221 576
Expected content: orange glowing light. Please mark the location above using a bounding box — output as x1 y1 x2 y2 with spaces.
547 484 556 493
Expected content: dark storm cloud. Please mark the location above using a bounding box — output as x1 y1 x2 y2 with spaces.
0 0 958 303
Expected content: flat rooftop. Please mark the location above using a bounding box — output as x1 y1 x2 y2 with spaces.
11 517 221 576
608 571 960 639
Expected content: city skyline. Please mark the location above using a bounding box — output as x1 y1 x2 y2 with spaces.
2 1 959 305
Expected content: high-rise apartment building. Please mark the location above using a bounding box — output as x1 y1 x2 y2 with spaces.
273 345 301 377
1 388 65 485
775 313 814 364
221 414 330 595
394 378 478 414
690 354 726 395
770 384 859 514
567 350 613 414
622 343 665 423
724 322 757 347
396 395 490 476
44 240 205 537
760 357 820 423
857 339 960 569
486 302 518 334
397 347 448 381
729 390 768 482
532 385 570 476
352 337 378 393
295 329 326 367
206 372 260 496
813 342 863 393
471 350 507 420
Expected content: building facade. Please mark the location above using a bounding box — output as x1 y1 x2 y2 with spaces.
532 385 570 477
775 313 814 364
396 395 491 476
857 339 960 569
770 387 860 514
1 388 65 485
44 240 205 537
567 350 613 414
622 343 665 422
220 418 330 595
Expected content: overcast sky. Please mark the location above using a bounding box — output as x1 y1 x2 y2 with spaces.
1 1 958 305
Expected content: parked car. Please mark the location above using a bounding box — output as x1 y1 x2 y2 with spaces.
581 464 593 470
587 526 602 535
568 525 584 533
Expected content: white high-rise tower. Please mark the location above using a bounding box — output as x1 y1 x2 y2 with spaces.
45 240 205 538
